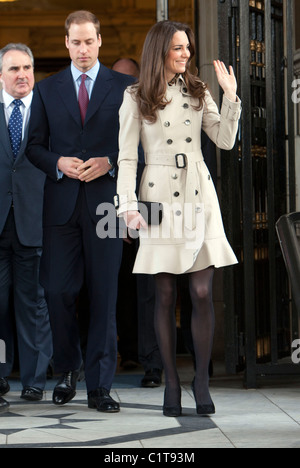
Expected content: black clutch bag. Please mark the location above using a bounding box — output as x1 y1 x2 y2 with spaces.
138 201 163 226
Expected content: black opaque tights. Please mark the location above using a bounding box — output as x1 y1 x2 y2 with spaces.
154 267 215 408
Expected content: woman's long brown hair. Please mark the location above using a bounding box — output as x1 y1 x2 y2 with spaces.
131 20 207 123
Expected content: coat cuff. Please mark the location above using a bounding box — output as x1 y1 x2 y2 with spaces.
221 95 242 121
115 193 139 216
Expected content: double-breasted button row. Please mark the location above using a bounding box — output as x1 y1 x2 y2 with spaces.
148 181 181 199
166 137 192 145
164 101 192 144
164 119 191 128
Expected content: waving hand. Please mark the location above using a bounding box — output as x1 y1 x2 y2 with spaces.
213 60 237 102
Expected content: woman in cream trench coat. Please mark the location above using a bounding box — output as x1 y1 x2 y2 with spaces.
116 21 241 418
117 80 241 275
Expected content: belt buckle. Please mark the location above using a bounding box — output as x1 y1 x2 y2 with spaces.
175 153 187 169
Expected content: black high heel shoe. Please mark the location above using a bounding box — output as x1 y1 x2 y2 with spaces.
163 388 182 417
192 378 215 416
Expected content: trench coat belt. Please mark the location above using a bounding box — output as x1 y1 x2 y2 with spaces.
145 152 204 230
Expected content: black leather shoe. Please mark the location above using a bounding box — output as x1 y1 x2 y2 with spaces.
141 369 162 388
88 388 120 413
53 371 79 406
0 378 10 397
21 387 43 401
0 396 9 413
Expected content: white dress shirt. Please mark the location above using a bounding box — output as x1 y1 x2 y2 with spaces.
71 60 100 99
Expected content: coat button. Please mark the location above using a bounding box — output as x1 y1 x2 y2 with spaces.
195 190 199 195
167 139 173 145
149 182 155 188
175 210 182 216
196 206 202 213
174 192 180 197
172 174 178 180
182 87 188 94
186 137 192 143
183 103 189 109
184 120 191 126
164 121 170 127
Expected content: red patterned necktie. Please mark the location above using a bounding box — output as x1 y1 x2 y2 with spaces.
78 74 89 125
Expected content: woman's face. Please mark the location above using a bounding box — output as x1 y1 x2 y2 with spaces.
165 30 191 82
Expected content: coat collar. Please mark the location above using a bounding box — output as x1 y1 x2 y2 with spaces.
167 74 191 97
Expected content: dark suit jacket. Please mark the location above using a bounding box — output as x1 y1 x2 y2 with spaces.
27 64 134 227
0 91 46 247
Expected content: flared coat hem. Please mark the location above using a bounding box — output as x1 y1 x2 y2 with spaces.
132 237 238 275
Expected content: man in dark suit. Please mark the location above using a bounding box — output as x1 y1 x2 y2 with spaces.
0 43 52 408
27 11 133 413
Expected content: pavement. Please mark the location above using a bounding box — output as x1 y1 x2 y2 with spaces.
0 358 300 449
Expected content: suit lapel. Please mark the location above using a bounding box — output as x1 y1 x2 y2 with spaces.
0 94 14 162
56 67 82 127
17 125 28 160
84 65 112 126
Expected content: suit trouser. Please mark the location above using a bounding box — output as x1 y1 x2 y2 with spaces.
116 240 138 363
0 209 52 389
137 273 163 372
41 185 123 393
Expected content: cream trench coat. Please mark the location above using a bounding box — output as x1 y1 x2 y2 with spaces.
116 76 241 275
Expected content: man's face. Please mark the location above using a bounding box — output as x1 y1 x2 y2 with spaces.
65 22 102 72
0 50 34 98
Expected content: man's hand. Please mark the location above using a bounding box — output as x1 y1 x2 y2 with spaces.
78 157 112 183
57 157 84 179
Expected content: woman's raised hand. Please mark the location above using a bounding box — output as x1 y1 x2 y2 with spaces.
213 60 237 103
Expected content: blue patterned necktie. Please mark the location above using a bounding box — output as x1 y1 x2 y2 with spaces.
8 99 23 158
